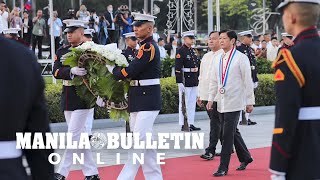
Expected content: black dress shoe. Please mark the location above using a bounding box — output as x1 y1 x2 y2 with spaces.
213 169 228 176
84 174 100 180
181 125 193 131
54 173 65 180
190 124 201 131
236 158 253 170
248 119 257 125
215 152 221 156
200 152 214 160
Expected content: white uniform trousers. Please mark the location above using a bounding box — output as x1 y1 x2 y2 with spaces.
178 86 198 125
57 109 99 177
85 108 94 135
117 111 163 180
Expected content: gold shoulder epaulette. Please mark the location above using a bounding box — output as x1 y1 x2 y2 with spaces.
273 49 305 87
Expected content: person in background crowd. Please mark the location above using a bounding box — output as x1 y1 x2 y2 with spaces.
164 30 178 59
267 37 279 61
32 9 46 59
0 1 9 30
236 40 241 47
264 33 272 48
207 30 254 177
83 28 94 42
104 5 116 43
237 30 258 126
269 1 320 179
22 11 32 46
198 31 224 160
116 12 133 50
153 27 160 42
76 4 90 21
251 36 260 51
97 14 109 45
0 34 54 180
175 30 201 131
48 11 63 58
122 32 137 62
10 7 22 31
256 40 267 58
88 9 99 38
158 37 166 60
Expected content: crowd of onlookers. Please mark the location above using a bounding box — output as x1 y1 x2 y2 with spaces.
236 33 294 61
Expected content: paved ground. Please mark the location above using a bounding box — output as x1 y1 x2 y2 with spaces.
53 111 275 171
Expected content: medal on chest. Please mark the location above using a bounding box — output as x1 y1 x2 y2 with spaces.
219 47 237 94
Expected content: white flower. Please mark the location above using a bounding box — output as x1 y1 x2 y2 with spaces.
77 41 95 50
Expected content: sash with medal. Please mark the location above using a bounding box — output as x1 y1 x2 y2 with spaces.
219 47 237 94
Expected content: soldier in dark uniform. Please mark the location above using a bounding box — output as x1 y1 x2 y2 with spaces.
122 32 138 62
270 1 320 180
175 31 201 131
277 32 294 55
97 12 163 180
0 36 54 180
3 28 28 46
237 30 258 126
53 19 100 180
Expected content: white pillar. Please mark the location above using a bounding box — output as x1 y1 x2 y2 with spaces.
49 0 56 84
180 0 183 33
144 0 148 13
263 0 266 34
208 0 213 33
151 0 154 15
216 0 220 31
128 0 132 11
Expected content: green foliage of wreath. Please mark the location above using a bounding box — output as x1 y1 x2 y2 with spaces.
63 48 130 121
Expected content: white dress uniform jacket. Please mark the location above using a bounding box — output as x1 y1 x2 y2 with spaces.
208 48 255 113
198 49 224 101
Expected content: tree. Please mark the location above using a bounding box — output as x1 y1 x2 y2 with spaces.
201 0 263 30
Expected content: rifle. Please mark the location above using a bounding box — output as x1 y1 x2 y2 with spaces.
181 70 190 132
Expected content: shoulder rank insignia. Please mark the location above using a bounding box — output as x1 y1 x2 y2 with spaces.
274 69 285 82
176 54 181 58
272 49 305 87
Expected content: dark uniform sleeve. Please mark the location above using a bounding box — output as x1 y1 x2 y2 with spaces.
269 49 304 173
175 48 183 83
53 47 72 80
25 58 54 180
113 42 155 80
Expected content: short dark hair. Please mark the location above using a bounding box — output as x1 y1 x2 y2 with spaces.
158 38 164 43
0 1 5 4
271 37 278 41
264 33 270 36
91 9 96 13
262 40 267 43
209 31 219 37
219 30 237 41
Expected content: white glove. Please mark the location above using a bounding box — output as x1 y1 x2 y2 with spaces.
96 96 105 107
106 64 115 74
178 83 185 92
271 174 285 180
71 67 87 76
253 82 259 89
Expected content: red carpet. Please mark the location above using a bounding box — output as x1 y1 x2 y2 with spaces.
67 147 271 180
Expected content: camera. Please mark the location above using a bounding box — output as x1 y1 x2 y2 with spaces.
115 5 129 25
67 9 75 19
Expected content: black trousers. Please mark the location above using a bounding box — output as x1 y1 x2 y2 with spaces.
32 35 43 58
204 101 223 154
0 157 28 180
23 33 31 47
107 29 117 44
218 111 251 171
